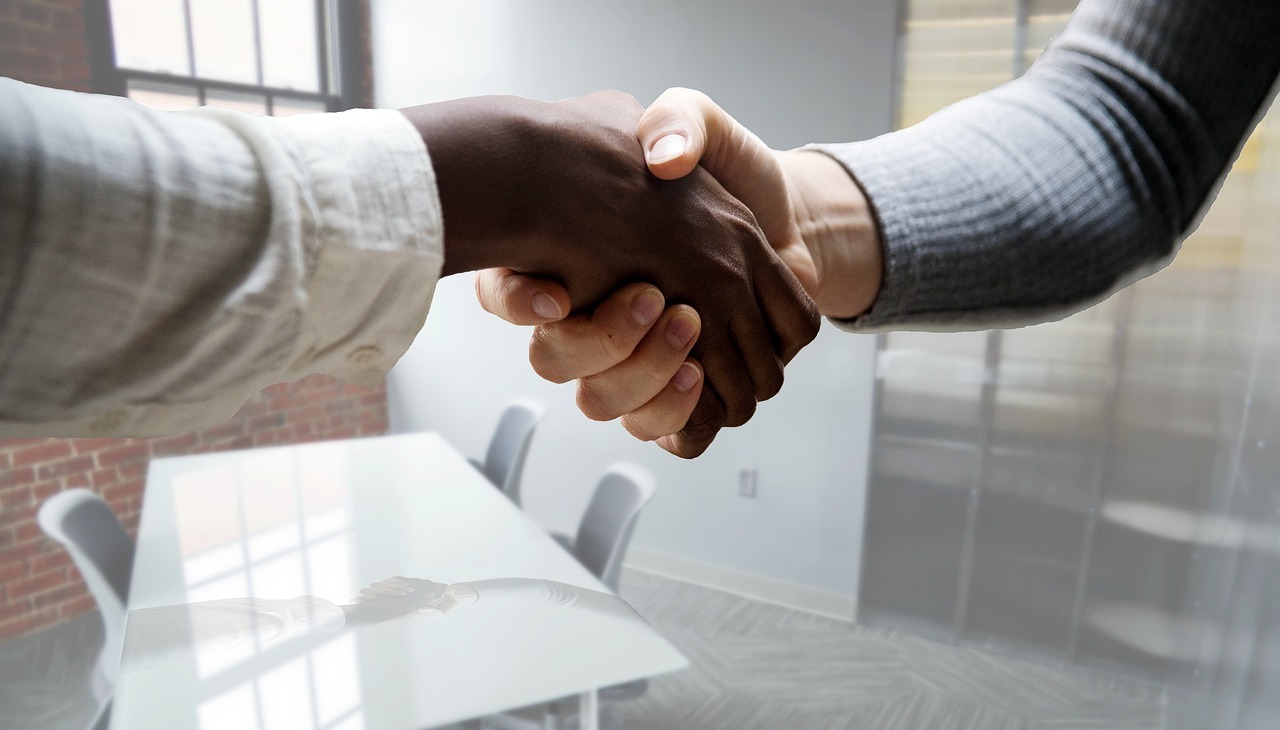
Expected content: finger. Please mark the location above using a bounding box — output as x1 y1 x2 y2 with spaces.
639 87 716 180
529 283 666 384
754 255 822 364
731 308 786 402
620 360 703 442
694 325 758 428
576 305 700 421
475 267 572 325
641 89 798 248
657 387 726 458
640 88 770 191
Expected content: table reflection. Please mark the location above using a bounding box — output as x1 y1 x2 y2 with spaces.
123 577 636 675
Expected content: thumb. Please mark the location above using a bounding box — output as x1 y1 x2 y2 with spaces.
640 88 797 251
638 87 720 180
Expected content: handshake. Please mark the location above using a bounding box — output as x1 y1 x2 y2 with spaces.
401 89 882 458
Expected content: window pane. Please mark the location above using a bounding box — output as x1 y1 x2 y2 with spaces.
259 0 322 92
206 89 268 115
128 80 200 110
899 0 1018 127
110 0 190 74
271 97 326 117
190 0 259 84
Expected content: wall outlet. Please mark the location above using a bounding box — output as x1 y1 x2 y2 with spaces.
738 468 758 498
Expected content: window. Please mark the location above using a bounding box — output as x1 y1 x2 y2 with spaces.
171 449 366 729
896 0 1075 128
86 0 366 115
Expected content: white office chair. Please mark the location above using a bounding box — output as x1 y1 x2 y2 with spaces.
37 488 135 730
558 463 656 592
483 464 657 730
468 399 546 506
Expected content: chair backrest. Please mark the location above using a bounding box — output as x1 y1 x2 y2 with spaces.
573 463 657 591
37 489 135 680
483 399 545 505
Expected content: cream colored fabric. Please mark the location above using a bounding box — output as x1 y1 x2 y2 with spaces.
0 79 443 436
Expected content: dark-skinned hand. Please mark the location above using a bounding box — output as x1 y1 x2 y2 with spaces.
401 91 819 456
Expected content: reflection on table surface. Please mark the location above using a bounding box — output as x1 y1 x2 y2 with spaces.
113 433 685 730
123 576 643 674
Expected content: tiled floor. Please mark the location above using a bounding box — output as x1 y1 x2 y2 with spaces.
612 570 1166 729
0 570 1166 729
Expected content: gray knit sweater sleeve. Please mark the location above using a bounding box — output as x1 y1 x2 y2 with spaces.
812 0 1280 331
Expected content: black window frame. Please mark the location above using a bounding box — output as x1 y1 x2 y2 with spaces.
83 0 367 113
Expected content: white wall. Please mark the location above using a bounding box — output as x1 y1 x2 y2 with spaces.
371 0 896 601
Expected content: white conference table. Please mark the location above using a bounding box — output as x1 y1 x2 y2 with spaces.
113 432 686 730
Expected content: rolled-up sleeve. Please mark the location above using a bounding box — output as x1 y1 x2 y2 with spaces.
0 79 443 436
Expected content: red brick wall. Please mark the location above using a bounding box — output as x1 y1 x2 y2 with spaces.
0 0 91 92
0 376 389 638
1 1 386 641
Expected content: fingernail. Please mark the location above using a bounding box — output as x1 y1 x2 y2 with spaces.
665 312 698 349
531 292 561 320
648 133 687 164
630 289 663 327
672 362 700 393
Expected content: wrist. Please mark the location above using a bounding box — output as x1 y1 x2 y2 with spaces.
778 150 882 319
400 97 549 276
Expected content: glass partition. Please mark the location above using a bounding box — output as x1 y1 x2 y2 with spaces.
864 4 1280 726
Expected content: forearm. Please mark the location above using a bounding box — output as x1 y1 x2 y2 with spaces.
811 0 1280 331
779 150 881 319
0 80 441 435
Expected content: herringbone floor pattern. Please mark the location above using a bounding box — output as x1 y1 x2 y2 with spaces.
611 570 1166 730
0 570 1166 729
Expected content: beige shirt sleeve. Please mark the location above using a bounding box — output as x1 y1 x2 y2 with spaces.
0 79 444 436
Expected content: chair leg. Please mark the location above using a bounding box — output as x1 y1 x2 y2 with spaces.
578 689 598 730
89 661 114 705
89 700 112 730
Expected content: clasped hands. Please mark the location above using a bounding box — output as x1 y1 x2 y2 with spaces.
402 88 881 458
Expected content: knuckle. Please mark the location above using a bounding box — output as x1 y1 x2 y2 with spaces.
575 379 618 422
721 392 757 428
681 400 725 441
530 360 573 385
620 415 660 443
756 360 785 402
801 306 822 341
499 270 526 308
528 330 574 384
673 438 712 459
640 359 675 391
474 272 500 315
781 306 822 362
594 327 631 366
